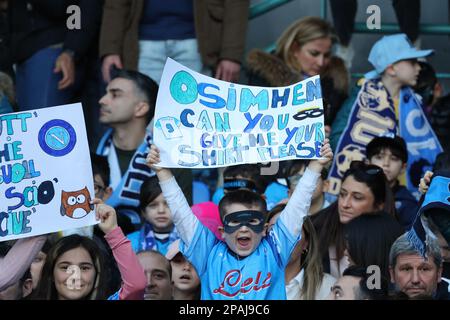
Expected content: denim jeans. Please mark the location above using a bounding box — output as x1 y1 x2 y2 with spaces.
16 47 80 111
138 38 203 84
0 95 13 114
139 38 213 189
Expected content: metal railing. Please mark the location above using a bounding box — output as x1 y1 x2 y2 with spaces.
354 23 450 35
353 73 450 79
249 0 450 79
249 0 295 19
249 0 327 19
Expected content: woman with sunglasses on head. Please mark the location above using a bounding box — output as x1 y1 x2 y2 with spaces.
245 16 349 139
311 161 396 279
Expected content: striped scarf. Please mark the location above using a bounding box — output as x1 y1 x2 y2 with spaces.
96 128 155 210
329 78 442 199
138 222 179 252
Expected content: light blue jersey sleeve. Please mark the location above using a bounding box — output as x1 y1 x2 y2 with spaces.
179 223 218 276
107 289 121 300
159 176 199 247
160 176 218 274
268 217 301 267
275 168 319 258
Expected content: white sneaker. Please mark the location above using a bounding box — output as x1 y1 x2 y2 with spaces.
334 43 355 69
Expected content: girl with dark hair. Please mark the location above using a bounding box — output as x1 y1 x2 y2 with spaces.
127 176 179 254
269 204 336 300
33 200 146 300
312 161 396 278
344 212 404 295
34 235 109 300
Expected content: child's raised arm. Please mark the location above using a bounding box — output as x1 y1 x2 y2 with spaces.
307 140 333 173
0 235 46 291
146 145 174 182
280 139 333 237
93 199 146 300
146 145 199 247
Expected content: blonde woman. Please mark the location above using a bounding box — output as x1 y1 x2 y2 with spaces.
246 16 349 135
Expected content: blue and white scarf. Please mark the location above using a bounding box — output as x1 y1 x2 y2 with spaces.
138 222 179 252
407 171 450 257
96 128 155 209
398 90 443 199
329 78 442 198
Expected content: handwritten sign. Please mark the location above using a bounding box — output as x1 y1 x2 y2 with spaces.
154 58 325 168
0 103 97 241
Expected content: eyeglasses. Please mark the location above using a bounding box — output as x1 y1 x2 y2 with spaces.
94 183 106 194
349 160 383 175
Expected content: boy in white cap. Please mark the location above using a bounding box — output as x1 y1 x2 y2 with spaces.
165 240 201 300
329 34 441 198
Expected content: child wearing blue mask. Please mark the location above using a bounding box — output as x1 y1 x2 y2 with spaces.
146 140 333 300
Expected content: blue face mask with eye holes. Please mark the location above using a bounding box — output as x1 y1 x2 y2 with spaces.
222 210 265 234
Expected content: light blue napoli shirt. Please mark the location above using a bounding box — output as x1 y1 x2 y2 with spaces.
160 168 319 300
180 217 297 300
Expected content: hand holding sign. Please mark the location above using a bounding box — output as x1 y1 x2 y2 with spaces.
93 198 117 234
146 145 173 182
0 103 95 242
153 58 325 169
307 138 333 174
146 145 162 172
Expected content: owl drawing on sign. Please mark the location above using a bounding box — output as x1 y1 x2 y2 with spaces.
60 187 94 219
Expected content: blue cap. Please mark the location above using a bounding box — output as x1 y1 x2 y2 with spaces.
364 34 433 79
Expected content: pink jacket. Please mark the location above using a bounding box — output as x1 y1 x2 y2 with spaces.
104 227 146 300
0 235 46 291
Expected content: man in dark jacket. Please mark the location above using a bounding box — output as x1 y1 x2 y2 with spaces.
389 233 446 299
7 0 102 111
